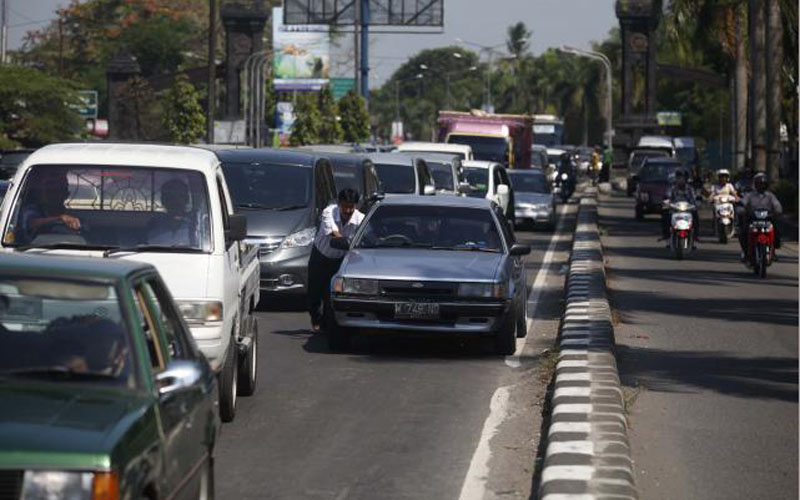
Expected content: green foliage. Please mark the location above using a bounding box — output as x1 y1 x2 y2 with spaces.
339 91 370 143
289 93 321 146
162 73 206 144
317 85 343 143
506 22 531 59
0 65 82 147
773 179 798 215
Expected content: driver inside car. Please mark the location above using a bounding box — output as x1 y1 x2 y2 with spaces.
19 173 81 243
147 179 196 246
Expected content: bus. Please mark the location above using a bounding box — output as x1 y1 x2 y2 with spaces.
532 115 564 147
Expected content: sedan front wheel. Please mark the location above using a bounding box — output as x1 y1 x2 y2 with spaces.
494 309 517 355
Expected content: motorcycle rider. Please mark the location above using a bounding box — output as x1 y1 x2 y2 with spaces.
738 172 783 261
661 169 700 248
709 169 738 201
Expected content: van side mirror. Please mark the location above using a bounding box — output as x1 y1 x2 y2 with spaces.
330 237 350 251
423 184 436 196
497 184 510 196
226 214 247 242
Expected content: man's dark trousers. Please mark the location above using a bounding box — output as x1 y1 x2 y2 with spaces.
308 246 344 327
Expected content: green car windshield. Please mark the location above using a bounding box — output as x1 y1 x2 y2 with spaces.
0 277 135 388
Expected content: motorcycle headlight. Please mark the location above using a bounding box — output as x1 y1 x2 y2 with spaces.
458 282 506 298
177 300 223 324
280 227 317 249
21 471 94 500
560 173 568 181
337 278 379 296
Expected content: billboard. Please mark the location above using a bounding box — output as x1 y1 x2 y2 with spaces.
284 0 444 26
273 6 330 91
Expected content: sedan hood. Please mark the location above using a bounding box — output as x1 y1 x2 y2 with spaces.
515 192 552 205
341 249 502 282
0 384 151 469
240 207 311 238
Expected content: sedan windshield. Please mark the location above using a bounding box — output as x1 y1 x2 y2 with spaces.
448 135 508 163
4 165 212 251
508 172 550 193
427 162 455 191
374 164 416 194
638 162 680 183
355 205 503 252
223 163 312 210
0 278 134 388
462 167 488 197
630 151 669 172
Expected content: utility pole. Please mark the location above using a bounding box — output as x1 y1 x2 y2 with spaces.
206 0 217 144
353 3 359 94
58 16 64 76
0 0 7 64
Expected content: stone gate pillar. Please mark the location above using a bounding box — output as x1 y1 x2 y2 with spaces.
221 2 269 119
106 50 141 140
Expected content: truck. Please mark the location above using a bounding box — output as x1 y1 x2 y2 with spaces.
0 143 261 422
532 114 565 147
437 110 533 169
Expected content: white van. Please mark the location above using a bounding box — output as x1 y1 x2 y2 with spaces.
394 142 474 161
0 143 261 422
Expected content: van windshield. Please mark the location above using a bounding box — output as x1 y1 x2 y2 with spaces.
4 165 212 251
448 135 508 163
463 167 488 197
223 163 312 210
331 164 364 193
374 164 416 194
427 162 455 191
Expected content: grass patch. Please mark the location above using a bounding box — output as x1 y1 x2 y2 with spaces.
622 382 644 418
538 348 560 385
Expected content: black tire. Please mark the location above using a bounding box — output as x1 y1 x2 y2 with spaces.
756 244 768 278
515 294 527 338
675 236 684 260
218 338 238 423
635 205 644 221
494 308 517 355
237 317 258 397
198 455 215 500
719 223 728 244
324 302 351 352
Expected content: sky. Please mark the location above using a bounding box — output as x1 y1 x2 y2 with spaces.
7 0 618 86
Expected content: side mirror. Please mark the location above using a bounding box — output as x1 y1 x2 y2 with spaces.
156 360 203 397
497 184 510 196
423 184 436 196
226 214 247 242
330 237 350 251
509 243 531 256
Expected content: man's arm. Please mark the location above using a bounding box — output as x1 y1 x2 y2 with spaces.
319 206 340 238
770 193 783 216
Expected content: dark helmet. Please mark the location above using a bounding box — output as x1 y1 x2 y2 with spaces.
753 172 768 192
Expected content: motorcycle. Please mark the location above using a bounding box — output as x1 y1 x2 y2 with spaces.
557 172 572 202
668 200 696 260
712 194 736 243
746 209 775 278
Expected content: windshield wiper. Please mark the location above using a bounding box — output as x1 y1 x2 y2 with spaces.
273 204 307 211
16 242 115 252
235 202 274 210
431 246 500 253
103 244 205 257
0 367 119 381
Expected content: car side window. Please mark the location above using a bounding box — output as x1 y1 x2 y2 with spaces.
133 285 165 373
139 278 192 360
417 160 433 188
499 168 510 187
494 168 503 189
216 176 230 229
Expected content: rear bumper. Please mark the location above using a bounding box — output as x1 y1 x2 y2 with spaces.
331 297 511 334
515 206 554 223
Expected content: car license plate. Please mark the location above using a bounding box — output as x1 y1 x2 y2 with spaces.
394 302 440 320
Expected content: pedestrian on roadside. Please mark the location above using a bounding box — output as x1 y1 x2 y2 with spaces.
308 188 364 332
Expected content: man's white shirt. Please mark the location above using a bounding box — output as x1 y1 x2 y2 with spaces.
313 204 365 259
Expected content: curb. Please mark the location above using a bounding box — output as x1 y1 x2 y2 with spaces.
537 188 638 500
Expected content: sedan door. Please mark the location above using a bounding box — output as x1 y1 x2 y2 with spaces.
494 205 525 306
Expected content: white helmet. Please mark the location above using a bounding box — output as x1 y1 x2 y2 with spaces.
717 169 730 178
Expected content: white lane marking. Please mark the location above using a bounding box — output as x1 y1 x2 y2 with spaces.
505 202 574 368
456 386 511 500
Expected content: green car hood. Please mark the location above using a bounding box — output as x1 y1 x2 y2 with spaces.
0 383 153 470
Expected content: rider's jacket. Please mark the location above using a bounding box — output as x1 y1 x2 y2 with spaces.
742 190 783 218
666 184 697 206
711 182 737 198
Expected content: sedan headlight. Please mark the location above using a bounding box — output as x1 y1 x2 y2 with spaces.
280 227 316 249
638 191 650 202
458 282 507 298
21 470 119 500
332 277 379 296
177 300 223 324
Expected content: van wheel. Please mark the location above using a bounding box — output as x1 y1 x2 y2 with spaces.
494 310 517 355
237 318 258 397
218 339 238 423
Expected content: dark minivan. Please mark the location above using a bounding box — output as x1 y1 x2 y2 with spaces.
217 149 337 295
324 152 383 211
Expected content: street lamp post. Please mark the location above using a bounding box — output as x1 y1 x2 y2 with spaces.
454 38 512 113
560 45 614 148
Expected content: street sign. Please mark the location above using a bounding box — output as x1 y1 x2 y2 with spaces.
75 90 98 119
330 78 355 100
656 111 682 126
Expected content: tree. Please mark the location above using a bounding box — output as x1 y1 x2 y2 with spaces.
317 85 343 143
162 72 206 144
506 22 531 59
117 76 161 140
339 90 370 143
289 93 321 146
0 65 82 148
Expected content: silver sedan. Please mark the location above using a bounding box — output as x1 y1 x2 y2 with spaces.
507 169 556 230
326 195 530 355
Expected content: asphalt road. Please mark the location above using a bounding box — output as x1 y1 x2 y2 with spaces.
599 190 798 500
214 202 579 500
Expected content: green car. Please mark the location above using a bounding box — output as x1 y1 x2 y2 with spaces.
0 253 219 500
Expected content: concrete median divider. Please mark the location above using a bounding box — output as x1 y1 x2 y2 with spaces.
537 188 638 500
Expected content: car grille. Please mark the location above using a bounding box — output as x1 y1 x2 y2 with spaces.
257 238 283 258
379 280 457 299
0 470 23 500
